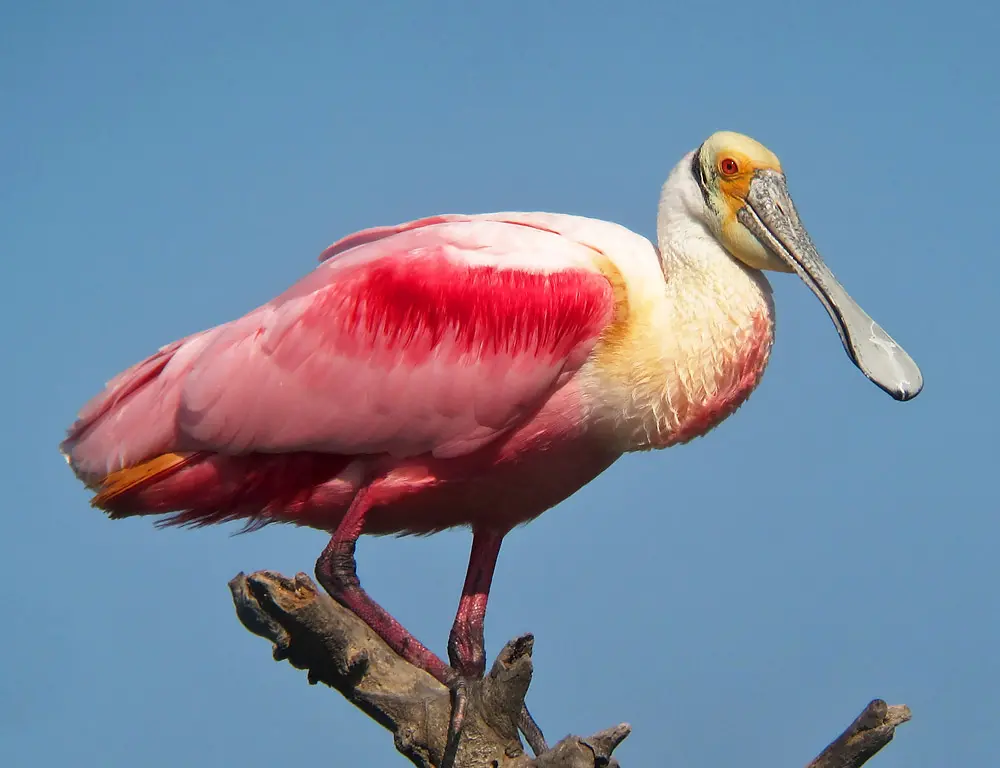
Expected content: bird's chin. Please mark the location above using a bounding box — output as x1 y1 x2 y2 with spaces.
721 217 794 273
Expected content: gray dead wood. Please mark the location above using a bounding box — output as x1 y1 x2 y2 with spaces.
229 570 910 768
806 699 912 768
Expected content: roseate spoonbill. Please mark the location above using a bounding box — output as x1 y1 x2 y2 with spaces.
62 131 922 747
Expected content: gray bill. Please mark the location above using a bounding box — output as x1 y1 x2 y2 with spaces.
737 169 923 401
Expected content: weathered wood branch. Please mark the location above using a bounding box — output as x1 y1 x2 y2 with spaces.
229 570 910 768
807 699 911 768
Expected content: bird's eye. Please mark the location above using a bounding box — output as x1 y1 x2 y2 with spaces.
719 157 740 176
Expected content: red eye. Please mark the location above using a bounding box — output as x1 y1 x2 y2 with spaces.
719 157 740 176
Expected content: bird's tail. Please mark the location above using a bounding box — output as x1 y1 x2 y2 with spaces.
80 450 355 531
90 452 205 514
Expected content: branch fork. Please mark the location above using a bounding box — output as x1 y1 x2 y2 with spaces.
230 570 909 768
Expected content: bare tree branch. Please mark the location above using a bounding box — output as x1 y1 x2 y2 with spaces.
229 570 909 768
807 699 912 768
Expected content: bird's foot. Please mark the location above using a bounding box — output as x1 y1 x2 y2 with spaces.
442 636 549 764
517 701 548 756
444 677 548 763
443 675 471 764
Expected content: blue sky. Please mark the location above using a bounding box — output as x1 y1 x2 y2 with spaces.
2 2 997 766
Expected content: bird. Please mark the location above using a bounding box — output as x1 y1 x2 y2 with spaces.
61 131 922 750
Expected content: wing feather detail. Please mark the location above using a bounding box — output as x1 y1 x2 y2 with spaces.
63 215 619 479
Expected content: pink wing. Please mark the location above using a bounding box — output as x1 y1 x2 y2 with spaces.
63 215 616 483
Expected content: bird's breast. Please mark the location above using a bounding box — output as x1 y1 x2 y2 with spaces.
661 305 774 445
584 267 776 451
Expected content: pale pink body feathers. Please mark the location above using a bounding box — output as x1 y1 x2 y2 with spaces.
62 206 775 536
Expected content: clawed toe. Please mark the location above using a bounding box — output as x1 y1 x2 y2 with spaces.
442 676 471 766
448 677 471 742
442 674 548 763
518 701 548 755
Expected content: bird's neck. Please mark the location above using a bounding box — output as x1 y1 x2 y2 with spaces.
652 173 776 373
588 205 776 451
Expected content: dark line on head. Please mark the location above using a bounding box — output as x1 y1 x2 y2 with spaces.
690 145 711 207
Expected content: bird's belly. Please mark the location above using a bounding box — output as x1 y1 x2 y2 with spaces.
359 386 620 535
361 442 619 535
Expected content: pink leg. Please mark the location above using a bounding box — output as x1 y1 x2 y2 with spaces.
316 502 546 755
314 487 454 686
448 528 504 678
444 528 548 757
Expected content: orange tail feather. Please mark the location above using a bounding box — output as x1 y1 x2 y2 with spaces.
92 452 204 511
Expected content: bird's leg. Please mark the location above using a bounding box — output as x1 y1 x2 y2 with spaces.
317 506 547 758
443 530 548 756
443 528 503 757
314 488 454 685
447 528 503 678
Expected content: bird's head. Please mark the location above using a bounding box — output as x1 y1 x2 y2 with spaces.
674 130 923 401
693 131 791 272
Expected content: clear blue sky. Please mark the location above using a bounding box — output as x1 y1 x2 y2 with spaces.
2 2 996 766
